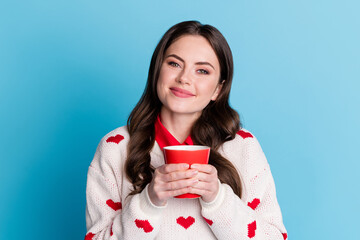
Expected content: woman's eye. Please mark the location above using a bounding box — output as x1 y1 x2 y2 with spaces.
197 69 209 75
169 61 180 67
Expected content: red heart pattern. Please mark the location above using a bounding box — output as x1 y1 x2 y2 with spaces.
84 232 95 240
135 219 154 233
247 221 257 238
106 199 122 211
247 198 260 210
177 216 195 229
203 216 213 226
106 134 124 144
237 130 253 139
282 233 288 240
110 223 113 236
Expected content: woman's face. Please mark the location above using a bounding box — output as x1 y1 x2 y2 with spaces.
157 35 222 119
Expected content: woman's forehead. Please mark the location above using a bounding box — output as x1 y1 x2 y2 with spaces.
164 35 220 69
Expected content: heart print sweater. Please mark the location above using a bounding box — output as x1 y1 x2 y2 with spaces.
85 126 287 239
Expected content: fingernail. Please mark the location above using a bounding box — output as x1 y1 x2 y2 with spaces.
183 164 190 168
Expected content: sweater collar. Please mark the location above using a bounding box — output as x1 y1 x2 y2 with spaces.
155 115 194 150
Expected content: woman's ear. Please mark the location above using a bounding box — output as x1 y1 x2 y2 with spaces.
211 80 225 101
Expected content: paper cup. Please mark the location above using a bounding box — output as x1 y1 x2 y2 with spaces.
163 145 210 198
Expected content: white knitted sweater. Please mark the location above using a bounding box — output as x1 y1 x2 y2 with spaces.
85 126 287 240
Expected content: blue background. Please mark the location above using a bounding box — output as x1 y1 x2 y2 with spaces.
1 0 359 239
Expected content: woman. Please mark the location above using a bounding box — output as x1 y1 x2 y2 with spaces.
85 21 287 240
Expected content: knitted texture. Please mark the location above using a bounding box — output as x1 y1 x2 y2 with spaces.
85 127 287 239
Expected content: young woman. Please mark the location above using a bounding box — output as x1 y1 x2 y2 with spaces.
85 21 287 240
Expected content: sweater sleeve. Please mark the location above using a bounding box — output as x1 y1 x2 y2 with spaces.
85 132 166 240
199 134 288 240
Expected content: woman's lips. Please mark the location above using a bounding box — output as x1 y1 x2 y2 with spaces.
170 87 195 98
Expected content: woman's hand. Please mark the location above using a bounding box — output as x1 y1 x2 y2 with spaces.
148 164 199 206
189 164 220 203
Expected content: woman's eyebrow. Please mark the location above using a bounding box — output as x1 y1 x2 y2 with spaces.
195 61 215 70
165 54 215 70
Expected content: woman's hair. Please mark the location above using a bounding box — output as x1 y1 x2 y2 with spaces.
125 20 242 198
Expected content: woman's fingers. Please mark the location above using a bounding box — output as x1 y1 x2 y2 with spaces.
158 163 189 174
149 164 201 206
164 169 198 182
157 164 198 182
160 185 195 199
152 178 199 200
191 164 217 182
189 164 219 202
164 177 199 191
191 164 216 174
150 163 219 205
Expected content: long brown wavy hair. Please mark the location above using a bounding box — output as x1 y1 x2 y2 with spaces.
125 20 242 198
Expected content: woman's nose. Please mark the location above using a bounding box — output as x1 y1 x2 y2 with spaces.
176 69 192 85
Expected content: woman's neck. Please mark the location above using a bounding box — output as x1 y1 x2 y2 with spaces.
160 109 200 143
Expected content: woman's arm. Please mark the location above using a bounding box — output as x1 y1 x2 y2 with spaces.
85 131 165 240
193 134 288 240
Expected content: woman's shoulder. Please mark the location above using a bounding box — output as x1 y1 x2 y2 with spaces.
100 125 130 145
220 128 269 176
90 126 129 170
225 128 259 147
94 125 130 156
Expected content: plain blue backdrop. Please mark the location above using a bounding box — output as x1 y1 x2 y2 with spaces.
1 0 359 239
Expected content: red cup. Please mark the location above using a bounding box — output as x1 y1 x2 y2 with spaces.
163 145 210 199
